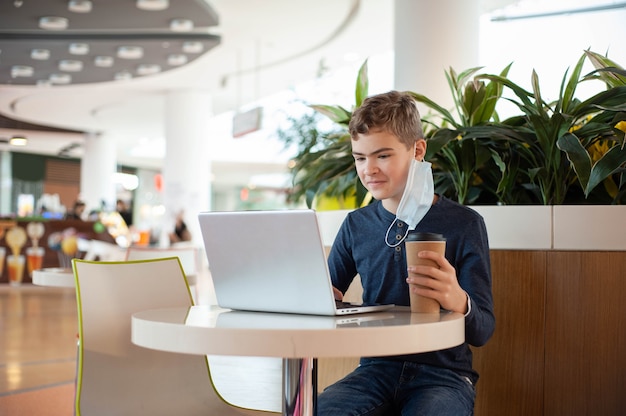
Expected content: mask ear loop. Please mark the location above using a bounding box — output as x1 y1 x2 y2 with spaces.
385 144 419 248
384 218 410 248
385 142 421 248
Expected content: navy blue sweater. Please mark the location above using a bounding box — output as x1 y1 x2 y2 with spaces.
328 197 495 382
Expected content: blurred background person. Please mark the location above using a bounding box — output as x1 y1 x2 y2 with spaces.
169 210 192 243
66 200 86 220
116 199 133 227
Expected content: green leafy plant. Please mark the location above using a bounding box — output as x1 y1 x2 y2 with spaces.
477 51 626 204
278 61 369 208
556 50 626 203
583 49 626 88
408 64 513 204
278 51 626 207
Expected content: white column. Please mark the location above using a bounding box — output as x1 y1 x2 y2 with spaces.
163 90 212 246
0 152 12 215
80 132 117 214
394 0 480 111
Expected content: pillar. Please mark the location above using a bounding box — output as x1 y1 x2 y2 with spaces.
394 0 480 111
0 151 11 215
80 132 117 214
163 90 212 246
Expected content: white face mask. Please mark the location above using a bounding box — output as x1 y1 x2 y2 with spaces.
385 159 434 247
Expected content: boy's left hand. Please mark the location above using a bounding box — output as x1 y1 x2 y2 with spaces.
406 250 468 314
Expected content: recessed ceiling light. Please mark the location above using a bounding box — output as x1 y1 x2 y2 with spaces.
167 54 187 66
114 70 133 81
11 65 34 77
170 18 194 32
117 46 144 59
39 16 69 30
50 73 72 84
69 43 89 55
68 0 92 13
137 64 161 76
36 79 52 87
136 0 168 11
9 136 28 146
94 56 114 67
31 49 51 60
182 41 203 54
59 59 83 72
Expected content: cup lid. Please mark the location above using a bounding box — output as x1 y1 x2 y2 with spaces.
406 232 446 242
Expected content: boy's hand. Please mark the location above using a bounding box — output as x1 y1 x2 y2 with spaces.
406 250 468 314
332 286 344 301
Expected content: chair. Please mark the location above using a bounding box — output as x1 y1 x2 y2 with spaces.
125 245 201 285
72 257 280 416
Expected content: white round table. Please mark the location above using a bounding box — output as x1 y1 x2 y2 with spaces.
32 267 75 287
132 305 465 416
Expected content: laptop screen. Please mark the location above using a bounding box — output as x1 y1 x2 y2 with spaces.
198 210 340 315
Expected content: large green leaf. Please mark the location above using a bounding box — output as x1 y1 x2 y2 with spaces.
530 70 545 114
446 66 484 125
557 133 592 189
309 104 351 124
478 74 536 112
572 85 626 115
472 63 512 124
558 53 585 114
587 144 626 195
489 149 507 193
463 81 487 123
355 60 369 108
583 50 626 87
408 92 459 128
425 128 459 159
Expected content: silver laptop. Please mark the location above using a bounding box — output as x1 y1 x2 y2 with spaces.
197 209 394 316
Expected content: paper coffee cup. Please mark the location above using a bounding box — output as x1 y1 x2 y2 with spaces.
405 232 446 313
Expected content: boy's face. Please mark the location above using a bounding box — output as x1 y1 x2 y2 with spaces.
351 130 425 213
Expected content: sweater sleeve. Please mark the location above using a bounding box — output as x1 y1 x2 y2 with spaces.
327 219 358 294
456 214 495 347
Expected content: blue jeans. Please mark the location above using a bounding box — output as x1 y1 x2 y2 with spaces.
317 359 475 416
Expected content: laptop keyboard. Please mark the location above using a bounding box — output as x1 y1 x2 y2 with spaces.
335 300 357 309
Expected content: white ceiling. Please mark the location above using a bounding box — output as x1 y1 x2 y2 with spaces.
0 0 519 175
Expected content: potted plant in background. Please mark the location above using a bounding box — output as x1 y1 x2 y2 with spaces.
470 50 626 205
277 62 371 210
279 51 626 208
277 50 626 245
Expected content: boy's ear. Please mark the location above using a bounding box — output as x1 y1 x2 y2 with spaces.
414 139 427 160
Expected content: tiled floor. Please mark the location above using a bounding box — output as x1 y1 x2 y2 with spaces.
0 284 78 395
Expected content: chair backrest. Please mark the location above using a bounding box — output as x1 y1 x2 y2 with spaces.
73 257 279 416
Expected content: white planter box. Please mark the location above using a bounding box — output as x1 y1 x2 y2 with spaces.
553 205 626 250
316 209 352 246
470 205 552 250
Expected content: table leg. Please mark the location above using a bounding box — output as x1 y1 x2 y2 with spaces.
283 357 317 416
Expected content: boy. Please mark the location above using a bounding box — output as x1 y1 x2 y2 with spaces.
317 91 495 415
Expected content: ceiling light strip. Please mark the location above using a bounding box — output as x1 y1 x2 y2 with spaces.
491 2 626 21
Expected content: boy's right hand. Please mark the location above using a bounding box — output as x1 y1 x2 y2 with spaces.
332 286 344 301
